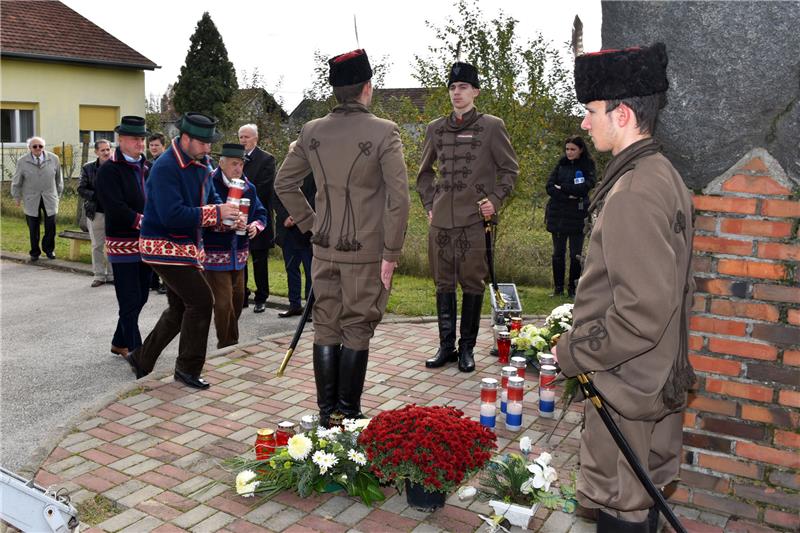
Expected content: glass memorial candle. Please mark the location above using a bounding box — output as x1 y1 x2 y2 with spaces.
510 356 527 379
500 366 516 414
505 376 524 431
497 331 511 365
539 364 557 418
480 378 499 428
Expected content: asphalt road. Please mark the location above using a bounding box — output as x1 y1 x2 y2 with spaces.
0 259 294 474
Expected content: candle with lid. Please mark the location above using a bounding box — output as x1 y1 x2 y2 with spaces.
505 376 524 431
276 421 297 446
510 356 527 379
480 378 498 428
538 364 558 418
500 366 516 414
509 316 523 332
254 428 277 460
497 331 511 365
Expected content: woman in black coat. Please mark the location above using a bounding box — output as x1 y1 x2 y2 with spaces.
545 135 596 297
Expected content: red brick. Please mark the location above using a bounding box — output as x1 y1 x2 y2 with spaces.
734 482 799 508
689 316 747 336
707 338 777 361
704 378 773 402
155 464 194 482
789 309 800 326
683 431 733 453
206 495 256 518
737 441 800 468
665 485 690 504
778 389 800 408
683 411 696 427
692 491 759 519
35 470 63 487
774 429 800 449
692 255 713 273
720 217 793 238
761 198 800 217
693 235 752 255
717 259 787 280
752 283 800 304
692 295 707 313
709 299 780 322
151 524 189 533
679 468 730 493
769 470 800 490
225 520 272 533
688 354 741 376
687 394 738 416
96 442 133 459
74 471 116 492
296 515 348 533
153 491 198 512
694 215 718 232
694 195 757 214
694 277 748 297
722 174 792 195
784 349 800 366
697 453 761 479
137 471 181 489
757 242 800 262
726 519 785 533
765 509 800 531
751 323 800 346
699 416 765 441
741 404 799 428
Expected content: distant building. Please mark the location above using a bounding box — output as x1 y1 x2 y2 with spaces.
288 88 433 128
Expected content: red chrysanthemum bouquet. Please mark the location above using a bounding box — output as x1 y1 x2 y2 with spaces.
358 405 497 494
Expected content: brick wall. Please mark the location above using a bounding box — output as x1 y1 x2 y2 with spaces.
674 149 799 531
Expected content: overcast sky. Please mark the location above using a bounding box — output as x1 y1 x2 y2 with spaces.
62 0 601 113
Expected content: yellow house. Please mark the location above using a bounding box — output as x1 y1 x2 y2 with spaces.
0 0 157 163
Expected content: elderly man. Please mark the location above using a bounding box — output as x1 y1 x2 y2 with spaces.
95 117 151 358
203 143 267 348
238 123 276 313
78 139 114 286
275 49 410 426
12 136 63 261
128 113 238 390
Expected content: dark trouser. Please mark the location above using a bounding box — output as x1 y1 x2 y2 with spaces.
137 264 214 376
551 231 584 295
281 240 312 308
249 248 270 304
110 261 152 351
26 198 56 258
205 269 245 349
428 222 488 294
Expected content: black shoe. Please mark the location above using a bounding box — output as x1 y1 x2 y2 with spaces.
337 347 369 419
123 351 147 379
457 292 483 373
279 307 303 318
29 255 39 262
425 292 458 368
174 369 210 389
597 510 651 533
46 252 56 260
91 280 104 288
253 302 266 313
158 285 167 294
314 344 341 424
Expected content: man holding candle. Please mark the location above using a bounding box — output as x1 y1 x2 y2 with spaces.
417 60 519 373
126 113 239 390
203 143 267 348
553 44 694 532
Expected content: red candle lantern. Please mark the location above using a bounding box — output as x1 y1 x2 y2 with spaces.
254 428 276 460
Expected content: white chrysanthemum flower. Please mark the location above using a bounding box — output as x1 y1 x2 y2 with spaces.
287 434 313 460
347 449 367 466
316 426 342 439
519 436 531 455
312 450 338 474
235 470 258 497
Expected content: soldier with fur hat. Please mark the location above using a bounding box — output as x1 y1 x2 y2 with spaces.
274 49 410 426
417 59 519 373
553 43 694 532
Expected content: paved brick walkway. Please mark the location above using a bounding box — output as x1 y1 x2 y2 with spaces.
33 320 597 532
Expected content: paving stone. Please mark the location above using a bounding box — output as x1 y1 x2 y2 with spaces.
47 455 84 474
103 479 147 501
189 511 236 533
264 508 304 531
172 504 217 529
76 417 106 431
117 515 164 533
568 517 596 533
65 436 106 454
541 510 573 533
119 485 164 507
129 437 163 453
60 431 93 448
171 429 206 446
379 493 409 514
109 454 149 472
59 460 101 479
192 482 229 503
334 502 372 526
411 524 443 533
172 476 214 497
244 500 286 525
173 451 215 473
113 431 152 447
312 495 354 519
132 397 165 411
97 508 147 532
227 427 258 443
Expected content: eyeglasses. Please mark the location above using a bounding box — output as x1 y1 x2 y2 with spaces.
31 145 43 149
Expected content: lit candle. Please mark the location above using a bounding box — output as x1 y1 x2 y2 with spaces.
505 376 524 431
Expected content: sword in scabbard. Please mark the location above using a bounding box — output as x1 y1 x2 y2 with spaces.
477 199 506 309
276 288 315 377
576 373 687 533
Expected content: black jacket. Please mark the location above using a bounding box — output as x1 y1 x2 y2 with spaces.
77 159 103 219
245 146 276 250
545 156 597 234
95 148 147 241
273 172 316 248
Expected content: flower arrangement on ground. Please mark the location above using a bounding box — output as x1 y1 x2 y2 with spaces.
358 405 497 496
510 303 574 365
227 418 384 506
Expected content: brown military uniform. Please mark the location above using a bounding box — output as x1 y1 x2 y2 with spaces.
557 139 694 520
417 108 519 292
274 102 410 348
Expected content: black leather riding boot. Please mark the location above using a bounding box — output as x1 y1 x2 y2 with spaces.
457 292 483 373
337 347 369 419
425 292 458 368
313 344 340 427
597 510 651 533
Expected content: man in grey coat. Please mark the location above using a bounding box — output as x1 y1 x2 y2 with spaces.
12 136 63 261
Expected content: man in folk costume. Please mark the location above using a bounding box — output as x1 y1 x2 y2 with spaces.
126 113 239 390
417 60 519 373
554 43 695 532
95 116 151 358
203 143 267 348
274 49 410 426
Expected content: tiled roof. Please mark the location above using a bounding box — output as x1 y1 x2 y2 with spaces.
0 0 157 70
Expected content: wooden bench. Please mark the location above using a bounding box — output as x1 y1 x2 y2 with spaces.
58 230 91 261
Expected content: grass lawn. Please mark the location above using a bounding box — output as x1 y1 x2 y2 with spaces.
1 213 570 316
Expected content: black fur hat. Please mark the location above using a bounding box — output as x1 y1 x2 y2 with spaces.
329 49 373 87
448 62 480 88
574 43 669 103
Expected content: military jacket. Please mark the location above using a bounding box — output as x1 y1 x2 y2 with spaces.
417 108 519 228
274 103 410 264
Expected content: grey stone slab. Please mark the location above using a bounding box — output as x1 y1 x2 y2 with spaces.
108 454 148 472
104 479 147 501
118 485 164 508
64 437 106 454
172 504 217 529
265 508 304 531
312 495 355 519
189 511 236 533
118 516 163 533
59 460 101 480
172 476 214 497
541 510 573 533
335 501 372 526
244 500 286 525
97 508 147 532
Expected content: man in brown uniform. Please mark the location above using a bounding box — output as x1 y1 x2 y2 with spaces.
554 43 695 532
274 49 410 426
417 61 519 373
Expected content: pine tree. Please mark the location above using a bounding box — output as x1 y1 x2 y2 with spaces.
172 12 238 126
